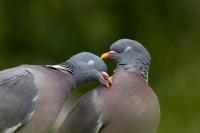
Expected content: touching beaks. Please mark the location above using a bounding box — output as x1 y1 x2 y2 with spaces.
101 51 117 59
99 71 112 88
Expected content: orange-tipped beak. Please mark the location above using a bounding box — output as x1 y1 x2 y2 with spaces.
101 52 109 59
101 51 117 59
100 72 112 88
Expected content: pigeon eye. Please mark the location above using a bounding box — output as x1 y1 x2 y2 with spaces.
124 46 132 52
88 60 95 66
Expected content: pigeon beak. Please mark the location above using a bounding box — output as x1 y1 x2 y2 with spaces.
99 71 112 88
101 51 117 59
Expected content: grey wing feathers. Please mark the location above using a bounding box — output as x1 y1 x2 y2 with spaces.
0 66 38 132
58 90 104 133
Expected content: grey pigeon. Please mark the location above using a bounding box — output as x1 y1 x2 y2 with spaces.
57 39 160 133
0 52 111 133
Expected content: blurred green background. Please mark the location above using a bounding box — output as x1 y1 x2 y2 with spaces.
0 0 200 133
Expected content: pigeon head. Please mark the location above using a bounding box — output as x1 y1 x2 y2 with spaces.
62 52 112 88
101 39 151 74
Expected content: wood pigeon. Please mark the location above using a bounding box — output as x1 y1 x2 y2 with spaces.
57 39 160 133
0 52 111 133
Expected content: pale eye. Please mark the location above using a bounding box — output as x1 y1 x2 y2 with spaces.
88 60 95 66
124 46 132 52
